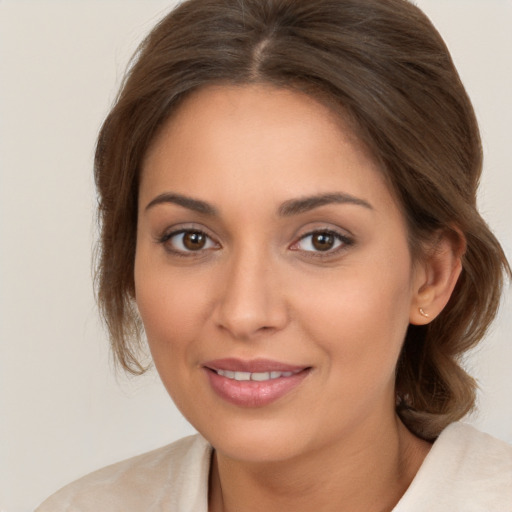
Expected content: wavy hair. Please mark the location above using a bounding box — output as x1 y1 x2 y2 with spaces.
94 0 510 439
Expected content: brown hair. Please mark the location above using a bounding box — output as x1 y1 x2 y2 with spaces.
94 0 510 440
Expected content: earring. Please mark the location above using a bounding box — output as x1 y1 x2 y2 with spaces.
419 307 430 318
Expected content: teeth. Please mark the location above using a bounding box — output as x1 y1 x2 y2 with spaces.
251 372 271 381
215 369 301 381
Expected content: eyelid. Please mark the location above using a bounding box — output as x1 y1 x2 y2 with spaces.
156 225 221 255
154 223 353 258
289 228 354 256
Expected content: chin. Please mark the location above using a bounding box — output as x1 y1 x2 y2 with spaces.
211 429 308 463
188 410 322 464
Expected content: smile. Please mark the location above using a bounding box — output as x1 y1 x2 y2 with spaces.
203 358 311 407
214 369 302 381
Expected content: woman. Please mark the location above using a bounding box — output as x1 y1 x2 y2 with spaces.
37 0 511 510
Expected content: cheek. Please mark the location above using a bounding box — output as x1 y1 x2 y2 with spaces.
134 262 213 415
134 255 211 361
294 257 413 377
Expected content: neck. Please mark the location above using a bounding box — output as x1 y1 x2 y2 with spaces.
208 415 431 512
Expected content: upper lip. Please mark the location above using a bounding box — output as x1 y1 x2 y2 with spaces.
203 358 308 373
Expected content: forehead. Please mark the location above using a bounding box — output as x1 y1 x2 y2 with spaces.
145 83 369 164
140 84 398 217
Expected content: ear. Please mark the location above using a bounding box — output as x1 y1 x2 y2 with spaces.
409 229 465 325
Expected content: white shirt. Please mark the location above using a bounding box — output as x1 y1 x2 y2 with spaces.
36 422 512 511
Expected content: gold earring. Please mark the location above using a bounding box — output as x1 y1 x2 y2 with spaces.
419 307 430 318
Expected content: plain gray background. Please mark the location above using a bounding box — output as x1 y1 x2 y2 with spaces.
1 1 511 511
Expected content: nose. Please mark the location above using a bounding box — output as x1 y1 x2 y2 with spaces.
213 249 289 340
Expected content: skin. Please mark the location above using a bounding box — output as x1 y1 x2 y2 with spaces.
135 84 462 512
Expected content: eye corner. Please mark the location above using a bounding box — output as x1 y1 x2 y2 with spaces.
157 226 221 257
289 228 354 257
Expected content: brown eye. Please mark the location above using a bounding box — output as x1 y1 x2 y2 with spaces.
183 231 207 250
292 230 351 254
311 232 336 251
162 229 217 254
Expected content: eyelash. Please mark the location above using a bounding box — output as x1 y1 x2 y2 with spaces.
157 228 354 258
157 228 219 257
290 229 354 257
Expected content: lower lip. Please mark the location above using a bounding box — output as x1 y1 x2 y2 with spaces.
205 368 310 407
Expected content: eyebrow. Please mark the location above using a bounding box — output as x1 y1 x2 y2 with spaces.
278 193 373 216
145 191 373 216
145 192 218 215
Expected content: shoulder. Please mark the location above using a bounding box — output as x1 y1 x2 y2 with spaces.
395 422 512 511
35 434 212 512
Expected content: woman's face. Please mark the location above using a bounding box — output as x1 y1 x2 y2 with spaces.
135 84 425 462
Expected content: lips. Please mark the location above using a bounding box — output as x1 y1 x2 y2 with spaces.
214 369 302 381
204 358 307 373
203 358 311 407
